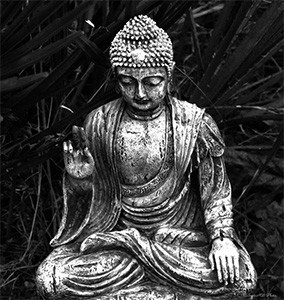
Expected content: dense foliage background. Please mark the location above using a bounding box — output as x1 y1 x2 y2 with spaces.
1 0 283 299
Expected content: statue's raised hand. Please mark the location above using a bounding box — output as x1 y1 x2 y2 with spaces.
209 237 240 285
63 126 94 179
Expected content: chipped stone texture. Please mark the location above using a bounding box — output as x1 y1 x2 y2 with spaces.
116 101 167 185
36 15 257 300
36 95 257 298
110 15 174 76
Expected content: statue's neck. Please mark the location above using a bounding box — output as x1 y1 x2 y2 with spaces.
125 104 165 121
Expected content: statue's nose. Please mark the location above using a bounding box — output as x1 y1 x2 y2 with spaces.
135 82 147 100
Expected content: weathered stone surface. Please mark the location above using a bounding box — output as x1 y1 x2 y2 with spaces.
73 285 219 300
36 15 257 300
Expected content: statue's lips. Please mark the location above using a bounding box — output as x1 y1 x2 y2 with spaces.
134 99 150 104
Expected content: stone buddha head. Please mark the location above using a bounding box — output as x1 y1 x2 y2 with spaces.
109 15 175 113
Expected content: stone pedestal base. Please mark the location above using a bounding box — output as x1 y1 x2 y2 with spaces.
77 284 241 300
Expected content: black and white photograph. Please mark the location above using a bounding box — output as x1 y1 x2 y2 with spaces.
1 1 283 299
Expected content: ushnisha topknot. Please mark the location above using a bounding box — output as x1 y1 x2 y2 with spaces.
109 15 174 77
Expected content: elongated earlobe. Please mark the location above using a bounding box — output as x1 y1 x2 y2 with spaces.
167 63 175 94
167 80 173 95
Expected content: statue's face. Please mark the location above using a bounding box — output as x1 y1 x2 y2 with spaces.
116 67 168 112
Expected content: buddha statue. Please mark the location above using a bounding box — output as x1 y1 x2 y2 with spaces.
36 15 257 299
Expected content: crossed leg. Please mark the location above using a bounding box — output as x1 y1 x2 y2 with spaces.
37 228 257 298
36 242 144 298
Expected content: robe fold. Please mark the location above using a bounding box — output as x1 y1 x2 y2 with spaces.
51 96 209 246
44 96 256 298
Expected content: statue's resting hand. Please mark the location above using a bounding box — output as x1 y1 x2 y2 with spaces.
63 126 94 179
209 237 240 285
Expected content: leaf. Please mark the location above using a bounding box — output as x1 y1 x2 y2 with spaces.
158 1 192 30
206 1 283 103
0 1 23 29
266 201 283 219
2 1 92 65
6 48 83 111
1 31 83 79
76 35 109 67
264 231 279 249
279 281 284 295
254 241 266 258
235 71 283 105
1 85 116 171
8 50 84 113
202 1 238 68
190 1 254 105
215 39 284 106
2 1 64 54
1 1 42 44
0 73 49 92
234 129 284 206
188 8 204 76
233 14 283 81
255 209 267 220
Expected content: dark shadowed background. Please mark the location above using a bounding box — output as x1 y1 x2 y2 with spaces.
1 1 283 299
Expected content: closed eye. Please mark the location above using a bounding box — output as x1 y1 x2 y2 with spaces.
118 75 135 85
143 76 164 86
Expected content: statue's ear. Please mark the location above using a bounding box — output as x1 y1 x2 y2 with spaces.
167 63 175 94
168 62 175 81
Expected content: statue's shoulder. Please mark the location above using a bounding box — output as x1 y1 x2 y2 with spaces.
170 97 203 114
84 98 123 127
170 97 224 158
169 97 204 125
197 112 225 158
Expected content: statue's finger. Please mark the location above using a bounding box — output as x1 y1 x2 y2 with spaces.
72 125 81 149
221 256 228 285
228 256 234 284
209 252 215 270
79 127 88 149
83 147 94 163
215 255 222 283
73 149 79 159
63 141 68 153
64 151 72 168
63 151 68 164
68 140 73 153
234 255 240 281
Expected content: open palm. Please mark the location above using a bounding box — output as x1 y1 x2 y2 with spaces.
63 126 94 179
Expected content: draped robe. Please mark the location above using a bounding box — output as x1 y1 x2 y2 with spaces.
36 97 257 298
